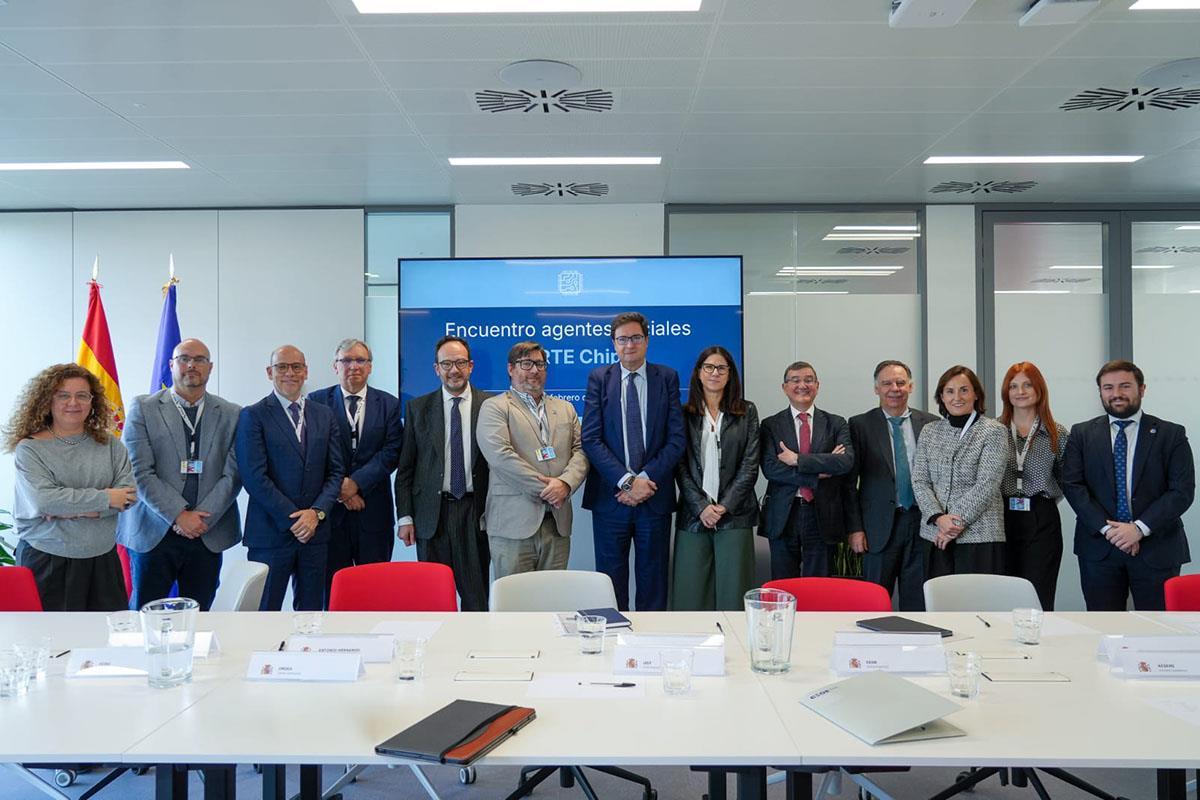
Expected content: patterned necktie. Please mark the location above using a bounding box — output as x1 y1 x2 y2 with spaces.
1113 420 1133 523
347 394 360 450
288 401 306 449
449 396 467 499
890 416 915 510
796 412 813 502
625 373 646 474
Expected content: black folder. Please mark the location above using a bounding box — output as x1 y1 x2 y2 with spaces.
855 615 953 638
375 699 536 765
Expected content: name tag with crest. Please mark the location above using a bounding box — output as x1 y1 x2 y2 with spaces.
180 459 204 475
535 446 557 462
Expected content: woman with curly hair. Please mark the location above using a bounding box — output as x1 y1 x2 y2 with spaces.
4 363 137 611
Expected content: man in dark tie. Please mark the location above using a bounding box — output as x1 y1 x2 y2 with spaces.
1063 360 1194 611
845 360 938 610
394 336 493 611
309 338 403 607
236 345 344 611
582 311 685 611
758 361 854 580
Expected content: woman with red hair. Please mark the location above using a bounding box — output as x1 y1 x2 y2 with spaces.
998 362 1069 610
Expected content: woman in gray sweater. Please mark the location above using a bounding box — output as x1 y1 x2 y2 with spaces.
4 363 137 611
912 365 1008 577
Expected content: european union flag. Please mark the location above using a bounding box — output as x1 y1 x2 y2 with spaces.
150 281 181 392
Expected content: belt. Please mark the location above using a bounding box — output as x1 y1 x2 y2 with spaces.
440 491 474 500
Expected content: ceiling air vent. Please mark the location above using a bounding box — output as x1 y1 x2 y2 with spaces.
835 246 910 255
512 181 609 198
1060 87 1200 112
1032 277 1093 284
930 180 1037 195
476 89 614 114
1137 245 1200 254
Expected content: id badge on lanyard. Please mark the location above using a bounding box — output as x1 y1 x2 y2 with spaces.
1008 417 1037 512
174 398 204 475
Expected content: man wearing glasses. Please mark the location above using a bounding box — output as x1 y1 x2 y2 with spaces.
236 345 344 611
759 361 854 580
309 338 403 607
582 311 685 611
478 341 589 578
394 336 493 611
118 338 243 611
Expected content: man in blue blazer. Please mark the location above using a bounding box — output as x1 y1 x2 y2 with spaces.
1063 360 1194 611
236 345 344 611
582 311 685 611
309 338 402 607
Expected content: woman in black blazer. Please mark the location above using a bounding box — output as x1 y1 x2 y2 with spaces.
672 346 760 611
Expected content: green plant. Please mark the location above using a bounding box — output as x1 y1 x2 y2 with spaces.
0 508 15 566
831 540 863 579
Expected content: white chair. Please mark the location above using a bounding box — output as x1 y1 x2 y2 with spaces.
209 561 268 612
923 574 1041 613
489 569 617 612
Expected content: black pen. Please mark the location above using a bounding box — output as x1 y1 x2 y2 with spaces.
51 649 70 659
976 615 992 628
715 621 725 634
580 681 636 688
277 640 287 651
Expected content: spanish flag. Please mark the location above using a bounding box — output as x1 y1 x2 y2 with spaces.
78 276 125 436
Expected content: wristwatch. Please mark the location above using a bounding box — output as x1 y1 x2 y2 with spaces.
312 508 327 522
619 476 635 493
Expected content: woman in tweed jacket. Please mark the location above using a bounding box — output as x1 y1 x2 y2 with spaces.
912 365 1009 576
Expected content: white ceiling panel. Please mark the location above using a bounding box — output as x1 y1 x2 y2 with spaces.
36 187 267 209
1012 57 1175 89
0 27 360 64
0 63 77 93
47 62 383 94
163 135 430 158
92 90 401 118
692 85 1000 114
396 87 693 114
376 58 702 90
0 138 180 161
411 111 690 135
0 92 109 118
0 179 59 208
0 168 239 192
1053 20 1200 59
959 111 1200 138
0 0 341 29
720 0 901 24
930 128 1200 157
132 114 415 139
419 133 678 156
0 115 145 139
674 133 939 168
197 153 440 173
686 111 970 135
700 57 1033 89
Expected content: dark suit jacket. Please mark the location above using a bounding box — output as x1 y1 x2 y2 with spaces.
758 406 854 545
308 384 403 535
1062 413 1195 570
845 407 939 552
581 362 686 518
675 402 761 531
235 395 344 549
393 385 492 540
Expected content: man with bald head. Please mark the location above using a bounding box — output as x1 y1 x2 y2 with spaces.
119 338 243 610
236 345 344 611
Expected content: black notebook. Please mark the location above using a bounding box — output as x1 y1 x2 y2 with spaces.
577 607 632 629
856 616 953 638
375 700 536 765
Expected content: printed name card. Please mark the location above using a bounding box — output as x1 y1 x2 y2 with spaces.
286 634 395 663
107 631 221 658
831 632 946 675
245 651 365 682
65 647 149 678
1100 635 1200 678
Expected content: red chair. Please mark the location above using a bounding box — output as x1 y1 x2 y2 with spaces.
1165 574 1200 611
116 544 133 601
328 562 457 612
762 577 891 612
0 566 44 612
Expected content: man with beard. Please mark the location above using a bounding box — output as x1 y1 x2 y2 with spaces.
1063 360 1194 611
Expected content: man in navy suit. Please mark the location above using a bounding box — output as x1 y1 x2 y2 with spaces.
236 345 344 611
582 311 685 611
1063 360 1194 611
309 338 402 607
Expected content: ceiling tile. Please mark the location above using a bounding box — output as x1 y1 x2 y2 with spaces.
410 111 690 135
0 27 360 63
132 114 415 139
0 137 180 161
163 135 430 158
422 133 678 157
674 133 939 169
0 0 340 28
692 85 1000 114
376 58 702 90
701 57 1032 89
0 92 110 118
1053 20 1200 59
47 61 382 94
92 90 401 118
0 115 146 139
686 111 970 135
397 87 693 115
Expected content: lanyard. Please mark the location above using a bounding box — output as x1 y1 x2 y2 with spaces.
345 393 364 448
1009 417 1038 494
171 395 205 459
513 389 551 445
956 411 978 440
286 398 305 443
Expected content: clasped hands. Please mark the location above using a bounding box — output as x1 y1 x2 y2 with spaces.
338 477 365 511
288 508 320 543
933 513 966 550
615 476 656 507
1105 520 1142 556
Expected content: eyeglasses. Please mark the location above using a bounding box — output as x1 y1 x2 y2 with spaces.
783 376 818 386
700 364 729 375
172 355 210 366
271 362 307 374
336 357 371 366
614 334 646 347
514 359 547 372
437 359 471 371
53 391 94 403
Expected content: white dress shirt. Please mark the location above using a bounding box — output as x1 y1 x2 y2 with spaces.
1105 410 1150 536
790 405 815 498
273 391 305 442
617 362 650 487
442 385 474 494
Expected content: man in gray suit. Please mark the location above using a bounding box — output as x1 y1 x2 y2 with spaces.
394 335 492 611
478 341 589 578
845 360 938 611
117 338 242 610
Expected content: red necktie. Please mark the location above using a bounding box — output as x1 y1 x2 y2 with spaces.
796 412 813 502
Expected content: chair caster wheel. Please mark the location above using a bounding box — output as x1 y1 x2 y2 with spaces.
459 766 476 784
53 770 76 788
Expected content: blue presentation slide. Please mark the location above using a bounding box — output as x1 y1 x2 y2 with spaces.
398 256 743 412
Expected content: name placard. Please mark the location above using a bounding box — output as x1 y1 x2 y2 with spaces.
65 647 149 678
108 630 221 659
286 634 395 663
831 632 946 675
1118 649 1200 678
245 651 365 682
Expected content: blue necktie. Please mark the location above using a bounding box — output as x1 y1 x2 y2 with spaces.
625 373 646 474
1113 420 1133 523
288 402 306 450
449 396 466 499
889 416 915 510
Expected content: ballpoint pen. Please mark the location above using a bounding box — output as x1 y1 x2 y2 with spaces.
976 615 992 628
277 640 287 651
51 649 70 659
715 621 725 634
579 681 636 687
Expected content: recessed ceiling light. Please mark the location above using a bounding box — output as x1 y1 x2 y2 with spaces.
1190 289 1200 293
748 291 850 296
778 265 905 271
1175 225 1200 230
1133 264 1176 269
924 155 1142 164
831 225 920 232
776 270 897 277
448 156 660 166
823 233 921 241
995 290 1071 294
0 160 190 171
354 0 701 12
1130 1 1200 9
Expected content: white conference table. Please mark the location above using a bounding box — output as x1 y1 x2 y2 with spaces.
2 609 1198 800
